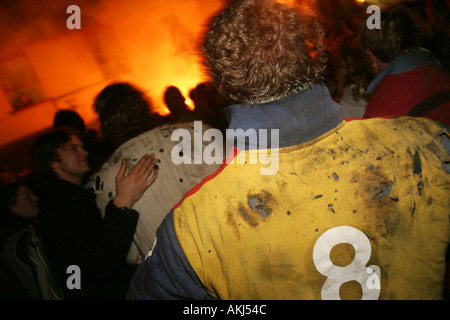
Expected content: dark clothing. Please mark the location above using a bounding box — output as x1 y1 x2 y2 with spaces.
0 214 34 253
0 211 38 299
36 179 138 300
2 225 64 300
0 252 32 300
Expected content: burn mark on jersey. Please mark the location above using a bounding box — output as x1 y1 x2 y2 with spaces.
247 190 276 218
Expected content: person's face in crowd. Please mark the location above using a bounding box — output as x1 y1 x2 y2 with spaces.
10 185 39 219
51 135 90 185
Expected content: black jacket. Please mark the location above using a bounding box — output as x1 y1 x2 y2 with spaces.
36 179 138 300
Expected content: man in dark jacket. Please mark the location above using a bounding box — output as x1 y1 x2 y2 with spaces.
31 128 158 299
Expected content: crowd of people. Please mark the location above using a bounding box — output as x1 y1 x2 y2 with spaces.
1 0 449 300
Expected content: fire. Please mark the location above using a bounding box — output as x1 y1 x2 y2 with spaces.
0 0 225 149
89 0 225 116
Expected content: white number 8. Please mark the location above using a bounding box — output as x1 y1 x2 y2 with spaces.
313 226 381 300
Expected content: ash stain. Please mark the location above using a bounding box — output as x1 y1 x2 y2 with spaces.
225 210 241 240
277 180 288 190
248 196 272 217
350 170 400 235
385 212 400 235
385 147 396 155
328 203 335 213
229 190 277 230
247 190 276 219
412 150 422 175
95 176 101 191
417 180 424 196
408 148 424 196
238 203 260 227
112 154 121 164
411 202 416 217
372 182 394 200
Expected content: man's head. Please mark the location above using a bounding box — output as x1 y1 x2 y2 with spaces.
32 129 90 186
201 0 327 105
93 82 157 148
164 86 190 117
359 5 422 74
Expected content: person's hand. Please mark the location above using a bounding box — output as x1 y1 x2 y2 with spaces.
113 154 158 208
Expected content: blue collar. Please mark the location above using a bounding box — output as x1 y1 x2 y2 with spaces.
223 83 343 149
367 48 442 94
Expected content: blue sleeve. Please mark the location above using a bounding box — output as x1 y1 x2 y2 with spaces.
127 210 216 300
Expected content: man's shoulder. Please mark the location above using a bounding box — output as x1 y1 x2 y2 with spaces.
346 116 446 133
378 64 450 90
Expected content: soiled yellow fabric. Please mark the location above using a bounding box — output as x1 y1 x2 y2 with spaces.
174 117 450 300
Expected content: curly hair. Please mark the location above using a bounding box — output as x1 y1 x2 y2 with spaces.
359 5 422 63
333 34 370 102
201 0 327 104
93 82 158 147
